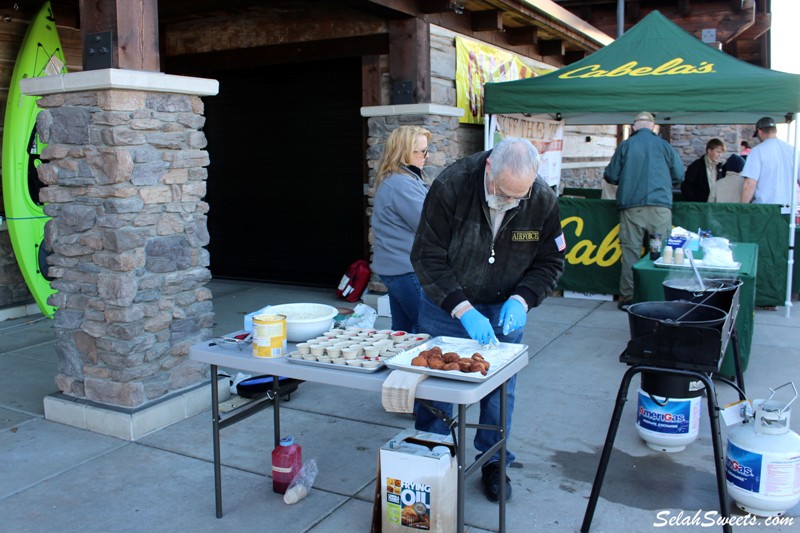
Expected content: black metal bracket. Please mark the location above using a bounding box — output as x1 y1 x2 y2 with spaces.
392 80 413 105
84 31 113 71
416 399 459 450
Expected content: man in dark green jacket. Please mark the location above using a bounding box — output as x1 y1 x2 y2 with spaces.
603 112 684 309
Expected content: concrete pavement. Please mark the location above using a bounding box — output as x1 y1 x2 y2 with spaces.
1 279 798 532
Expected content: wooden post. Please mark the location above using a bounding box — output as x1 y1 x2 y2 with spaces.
388 18 431 104
79 0 159 71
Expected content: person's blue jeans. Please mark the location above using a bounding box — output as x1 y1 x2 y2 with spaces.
379 273 423 333
414 292 522 466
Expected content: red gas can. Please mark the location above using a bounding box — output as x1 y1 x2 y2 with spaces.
272 436 302 494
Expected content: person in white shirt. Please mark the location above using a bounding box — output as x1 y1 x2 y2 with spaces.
741 117 800 205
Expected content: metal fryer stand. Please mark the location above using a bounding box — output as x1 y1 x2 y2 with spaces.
581 285 747 533
580 365 732 533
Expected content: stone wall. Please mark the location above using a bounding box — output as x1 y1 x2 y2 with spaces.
0 227 30 308
560 125 617 190
35 89 213 407
560 123 753 192
671 123 750 166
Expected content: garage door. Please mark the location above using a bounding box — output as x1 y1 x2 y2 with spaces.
203 58 366 287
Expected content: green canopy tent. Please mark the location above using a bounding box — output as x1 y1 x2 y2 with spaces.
484 10 800 315
484 10 800 126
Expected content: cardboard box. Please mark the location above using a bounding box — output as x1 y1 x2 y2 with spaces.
378 430 456 533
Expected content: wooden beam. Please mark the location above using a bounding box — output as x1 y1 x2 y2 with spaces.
539 39 564 57
506 26 537 46
417 0 453 15
565 50 587 64
79 0 159 71
737 12 771 40
626 1 640 20
165 34 389 74
677 0 691 15
388 18 431 104
471 10 503 32
362 55 381 107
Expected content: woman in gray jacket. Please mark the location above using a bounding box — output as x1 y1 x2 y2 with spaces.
371 126 431 333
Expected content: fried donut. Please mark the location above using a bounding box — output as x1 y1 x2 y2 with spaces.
442 352 460 363
428 356 445 370
411 355 429 367
428 346 443 357
471 353 485 362
471 361 488 375
443 362 460 371
457 358 473 372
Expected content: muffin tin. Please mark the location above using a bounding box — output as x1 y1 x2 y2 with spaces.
286 328 430 373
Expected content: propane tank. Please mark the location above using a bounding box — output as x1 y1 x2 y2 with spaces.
726 383 800 516
636 373 703 453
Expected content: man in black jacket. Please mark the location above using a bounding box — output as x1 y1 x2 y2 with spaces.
410 137 565 502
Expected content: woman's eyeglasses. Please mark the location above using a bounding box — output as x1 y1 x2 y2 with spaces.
414 148 429 156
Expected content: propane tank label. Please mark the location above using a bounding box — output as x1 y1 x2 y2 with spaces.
726 441 800 497
637 392 695 434
726 442 762 493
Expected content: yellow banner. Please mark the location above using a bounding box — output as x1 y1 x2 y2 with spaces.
455 37 551 125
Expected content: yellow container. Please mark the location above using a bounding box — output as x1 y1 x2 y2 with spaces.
252 314 287 358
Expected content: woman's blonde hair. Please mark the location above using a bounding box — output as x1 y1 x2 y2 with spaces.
374 125 431 189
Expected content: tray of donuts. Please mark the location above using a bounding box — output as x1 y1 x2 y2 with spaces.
384 336 528 383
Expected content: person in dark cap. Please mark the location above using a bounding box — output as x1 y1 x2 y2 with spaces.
604 112 684 310
741 117 800 205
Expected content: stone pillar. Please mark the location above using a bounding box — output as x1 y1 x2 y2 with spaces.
22 69 219 409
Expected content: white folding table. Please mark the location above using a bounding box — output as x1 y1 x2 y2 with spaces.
190 337 528 532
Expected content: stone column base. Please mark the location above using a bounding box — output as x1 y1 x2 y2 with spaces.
43 378 229 441
0 303 42 323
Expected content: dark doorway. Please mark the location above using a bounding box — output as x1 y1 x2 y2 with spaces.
203 58 365 287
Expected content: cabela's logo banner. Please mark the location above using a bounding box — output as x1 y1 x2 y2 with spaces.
557 199 623 296
559 58 715 79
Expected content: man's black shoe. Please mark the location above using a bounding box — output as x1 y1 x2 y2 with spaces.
481 462 512 502
617 298 631 311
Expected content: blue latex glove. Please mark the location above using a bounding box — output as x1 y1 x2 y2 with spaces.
498 298 527 335
459 309 499 346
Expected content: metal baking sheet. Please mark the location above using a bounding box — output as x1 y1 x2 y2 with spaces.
384 336 528 383
653 257 741 271
286 356 387 374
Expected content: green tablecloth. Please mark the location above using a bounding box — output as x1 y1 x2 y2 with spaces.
632 242 757 377
557 198 789 306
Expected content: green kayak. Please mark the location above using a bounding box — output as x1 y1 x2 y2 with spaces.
2 1 66 318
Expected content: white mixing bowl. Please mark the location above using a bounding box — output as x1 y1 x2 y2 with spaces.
263 303 339 342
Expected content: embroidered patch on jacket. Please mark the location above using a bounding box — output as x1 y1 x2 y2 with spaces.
511 230 539 241
555 232 567 251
